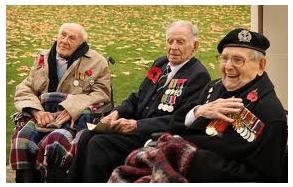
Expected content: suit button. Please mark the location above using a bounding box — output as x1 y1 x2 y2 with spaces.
145 106 149 110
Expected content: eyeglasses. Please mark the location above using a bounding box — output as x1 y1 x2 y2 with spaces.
217 55 253 67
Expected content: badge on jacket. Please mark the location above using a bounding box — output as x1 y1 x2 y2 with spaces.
158 78 187 112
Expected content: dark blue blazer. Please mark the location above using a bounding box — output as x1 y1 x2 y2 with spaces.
116 56 211 134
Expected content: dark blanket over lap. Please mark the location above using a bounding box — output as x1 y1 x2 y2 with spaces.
108 133 197 183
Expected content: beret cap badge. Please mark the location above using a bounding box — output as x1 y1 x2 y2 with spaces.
238 30 252 42
217 28 270 55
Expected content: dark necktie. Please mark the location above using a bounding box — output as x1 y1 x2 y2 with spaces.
157 65 171 92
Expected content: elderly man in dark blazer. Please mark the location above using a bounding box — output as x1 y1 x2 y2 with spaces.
10 23 111 182
67 20 211 182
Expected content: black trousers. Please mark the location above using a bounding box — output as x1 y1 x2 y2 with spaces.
67 130 149 182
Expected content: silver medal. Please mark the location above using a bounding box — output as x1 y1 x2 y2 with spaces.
247 132 255 142
169 105 174 112
243 130 251 140
236 126 244 133
165 89 171 95
167 105 174 112
240 127 248 137
158 103 163 110
175 89 182 96
162 104 167 111
73 80 79 87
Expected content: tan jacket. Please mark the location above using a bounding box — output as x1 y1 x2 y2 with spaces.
14 49 111 121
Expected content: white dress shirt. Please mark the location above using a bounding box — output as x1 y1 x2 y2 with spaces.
163 59 189 87
185 105 201 127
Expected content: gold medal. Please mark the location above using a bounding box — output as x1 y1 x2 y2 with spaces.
170 79 176 88
206 126 218 136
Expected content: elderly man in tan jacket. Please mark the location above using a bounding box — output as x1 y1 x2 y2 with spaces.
10 23 111 182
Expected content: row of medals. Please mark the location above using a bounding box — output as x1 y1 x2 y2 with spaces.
205 116 257 142
158 81 184 113
73 72 94 87
205 87 257 142
232 108 259 142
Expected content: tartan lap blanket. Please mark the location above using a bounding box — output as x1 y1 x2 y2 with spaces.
108 133 197 183
10 92 98 173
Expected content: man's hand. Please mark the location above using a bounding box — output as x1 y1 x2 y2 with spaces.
31 110 55 127
195 97 243 123
100 110 119 125
54 110 71 127
109 118 137 134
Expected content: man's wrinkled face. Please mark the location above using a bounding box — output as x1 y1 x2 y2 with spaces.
220 47 264 91
56 27 83 58
166 26 197 65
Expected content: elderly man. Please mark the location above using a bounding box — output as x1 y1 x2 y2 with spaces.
10 23 111 182
108 28 287 182
67 20 211 182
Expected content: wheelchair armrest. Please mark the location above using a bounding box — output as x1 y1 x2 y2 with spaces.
145 132 178 147
93 103 113 114
150 132 166 141
92 103 113 123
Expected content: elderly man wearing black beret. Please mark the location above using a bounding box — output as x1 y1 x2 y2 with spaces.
108 28 287 183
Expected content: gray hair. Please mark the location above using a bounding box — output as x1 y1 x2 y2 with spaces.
58 23 88 42
166 20 199 42
250 49 265 60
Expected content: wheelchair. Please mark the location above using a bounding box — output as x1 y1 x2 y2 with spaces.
10 57 116 183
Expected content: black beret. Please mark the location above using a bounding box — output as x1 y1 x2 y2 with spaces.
217 28 270 55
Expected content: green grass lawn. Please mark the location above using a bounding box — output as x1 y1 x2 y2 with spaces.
6 5 250 163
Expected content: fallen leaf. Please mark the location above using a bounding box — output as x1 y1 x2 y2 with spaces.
121 72 130 76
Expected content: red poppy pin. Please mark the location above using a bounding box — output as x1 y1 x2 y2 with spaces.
147 67 162 83
37 55 45 68
85 69 93 77
246 89 258 103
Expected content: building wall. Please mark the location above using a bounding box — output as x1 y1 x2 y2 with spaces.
251 5 288 110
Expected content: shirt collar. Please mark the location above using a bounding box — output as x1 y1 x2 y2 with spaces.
56 53 68 65
56 53 67 61
168 59 190 73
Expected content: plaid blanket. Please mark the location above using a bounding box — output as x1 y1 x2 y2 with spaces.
9 92 97 181
108 133 197 183
40 92 68 112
